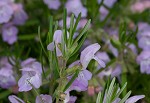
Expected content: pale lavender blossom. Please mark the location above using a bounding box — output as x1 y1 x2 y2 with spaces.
0 57 16 88
138 37 150 50
137 51 150 74
8 95 25 103
98 0 116 20
113 95 145 103
12 3 28 25
77 19 91 29
47 30 63 56
64 92 77 103
67 60 92 92
36 94 52 103
59 17 73 28
80 43 106 69
137 22 150 50
96 52 110 64
0 1 13 24
2 23 18 44
68 69 92 92
47 30 69 56
44 0 60 10
65 0 87 17
99 6 109 20
125 95 145 103
98 65 122 79
98 0 117 8
18 58 42 92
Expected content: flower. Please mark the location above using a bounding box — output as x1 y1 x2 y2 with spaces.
1 23 18 44
125 95 145 103
59 17 75 29
113 95 145 103
47 30 69 57
0 1 13 24
12 3 28 25
137 51 150 74
18 58 42 92
43 0 60 10
80 43 106 69
47 30 63 56
65 0 87 17
8 95 25 103
64 92 77 103
69 69 92 92
36 94 52 103
0 57 16 89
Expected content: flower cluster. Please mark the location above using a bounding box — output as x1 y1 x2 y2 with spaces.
0 0 28 44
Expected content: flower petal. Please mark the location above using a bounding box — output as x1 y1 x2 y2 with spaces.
125 95 145 103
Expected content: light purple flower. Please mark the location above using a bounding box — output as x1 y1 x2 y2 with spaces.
8 95 25 103
99 6 109 20
44 0 60 10
0 57 16 88
137 51 150 74
2 23 18 44
77 19 91 29
18 58 42 92
138 37 150 50
68 69 92 92
113 95 145 103
96 52 110 64
36 94 52 103
80 43 106 69
59 17 73 29
98 0 116 8
98 0 116 20
47 30 63 56
47 30 69 56
65 0 87 17
64 92 77 103
12 3 28 25
125 95 145 103
0 1 13 24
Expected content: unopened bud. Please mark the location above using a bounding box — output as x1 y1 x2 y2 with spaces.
88 85 95 96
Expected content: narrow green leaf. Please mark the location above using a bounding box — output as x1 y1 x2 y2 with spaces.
63 69 80 92
68 14 75 47
96 92 102 103
49 16 53 42
38 26 48 57
73 19 91 44
112 82 127 102
63 9 67 46
118 91 131 103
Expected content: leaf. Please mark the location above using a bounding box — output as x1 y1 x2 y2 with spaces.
38 26 48 56
118 91 131 103
63 69 80 92
0 90 11 100
106 78 116 103
96 92 102 103
73 19 91 44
